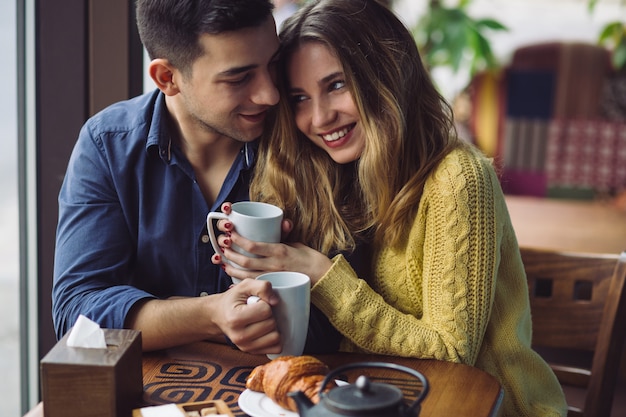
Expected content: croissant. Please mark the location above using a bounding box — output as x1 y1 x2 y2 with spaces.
246 355 336 412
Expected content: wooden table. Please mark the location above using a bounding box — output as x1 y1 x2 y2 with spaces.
140 342 503 417
505 195 626 254
26 341 504 417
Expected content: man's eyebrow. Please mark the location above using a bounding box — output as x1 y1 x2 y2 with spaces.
217 64 258 77
217 47 281 77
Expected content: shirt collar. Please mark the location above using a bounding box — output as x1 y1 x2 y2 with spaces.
144 90 173 162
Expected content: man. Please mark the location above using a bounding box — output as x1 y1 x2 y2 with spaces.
52 0 337 354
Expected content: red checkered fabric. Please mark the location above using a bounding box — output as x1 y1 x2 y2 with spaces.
546 119 626 192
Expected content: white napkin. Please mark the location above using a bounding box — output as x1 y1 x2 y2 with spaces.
139 404 185 417
66 314 107 348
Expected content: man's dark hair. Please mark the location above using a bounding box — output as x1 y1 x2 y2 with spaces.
136 0 274 76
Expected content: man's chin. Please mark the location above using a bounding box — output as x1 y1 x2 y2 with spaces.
238 126 264 142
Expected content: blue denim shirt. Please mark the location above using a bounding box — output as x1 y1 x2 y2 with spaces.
52 90 256 338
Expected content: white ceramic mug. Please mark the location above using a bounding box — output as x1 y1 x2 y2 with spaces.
249 271 311 359
207 202 283 282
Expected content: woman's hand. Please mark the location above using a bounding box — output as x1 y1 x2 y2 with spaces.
214 232 333 284
210 202 332 285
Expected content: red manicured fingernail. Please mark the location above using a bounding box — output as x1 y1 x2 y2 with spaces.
223 238 231 246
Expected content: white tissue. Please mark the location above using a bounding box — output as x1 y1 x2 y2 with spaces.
66 314 107 349
139 404 185 417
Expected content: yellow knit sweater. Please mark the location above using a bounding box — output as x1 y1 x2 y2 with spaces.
311 146 568 417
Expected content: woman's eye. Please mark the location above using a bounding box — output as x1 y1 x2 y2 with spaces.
290 94 307 104
329 80 346 91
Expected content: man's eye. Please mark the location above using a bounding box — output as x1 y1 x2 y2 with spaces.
227 74 250 86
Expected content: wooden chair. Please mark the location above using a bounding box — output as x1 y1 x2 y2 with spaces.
520 247 626 417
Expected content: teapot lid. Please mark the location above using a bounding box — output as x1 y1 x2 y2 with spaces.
323 375 403 414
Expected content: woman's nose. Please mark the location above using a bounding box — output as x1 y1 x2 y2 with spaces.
311 98 336 128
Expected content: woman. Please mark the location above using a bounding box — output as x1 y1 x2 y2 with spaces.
213 0 567 415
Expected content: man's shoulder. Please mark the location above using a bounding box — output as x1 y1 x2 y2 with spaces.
85 89 161 136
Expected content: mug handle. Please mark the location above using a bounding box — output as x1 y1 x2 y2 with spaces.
207 211 231 266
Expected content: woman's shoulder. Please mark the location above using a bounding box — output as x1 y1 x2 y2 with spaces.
444 142 492 165
432 143 495 181
421 143 502 210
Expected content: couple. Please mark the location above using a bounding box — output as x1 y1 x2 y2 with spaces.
52 0 566 416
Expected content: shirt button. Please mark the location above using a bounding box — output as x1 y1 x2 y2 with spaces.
201 235 210 244
199 291 209 297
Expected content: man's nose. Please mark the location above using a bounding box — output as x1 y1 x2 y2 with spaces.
250 71 279 106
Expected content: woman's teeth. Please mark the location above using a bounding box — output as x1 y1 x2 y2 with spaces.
322 126 350 142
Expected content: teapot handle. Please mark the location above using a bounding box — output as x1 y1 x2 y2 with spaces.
319 362 429 416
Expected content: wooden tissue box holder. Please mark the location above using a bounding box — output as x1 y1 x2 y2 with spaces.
40 328 143 417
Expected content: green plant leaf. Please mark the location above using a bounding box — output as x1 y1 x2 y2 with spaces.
469 28 497 74
613 41 626 69
412 1 508 75
598 21 624 45
475 18 508 31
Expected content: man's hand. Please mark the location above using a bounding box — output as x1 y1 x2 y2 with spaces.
211 278 282 354
125 278 282 353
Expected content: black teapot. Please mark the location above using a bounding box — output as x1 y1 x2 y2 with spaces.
288 362 429 417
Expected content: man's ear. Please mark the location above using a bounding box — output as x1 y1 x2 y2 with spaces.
148 58 180 96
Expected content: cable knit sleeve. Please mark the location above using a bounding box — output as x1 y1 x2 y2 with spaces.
311 147 502 365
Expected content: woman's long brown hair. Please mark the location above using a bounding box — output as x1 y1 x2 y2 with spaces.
251 0 460 255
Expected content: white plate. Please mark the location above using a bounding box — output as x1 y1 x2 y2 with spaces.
238 389 298 417
238 380 348 417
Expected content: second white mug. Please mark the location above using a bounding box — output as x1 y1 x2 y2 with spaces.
251 271 311 359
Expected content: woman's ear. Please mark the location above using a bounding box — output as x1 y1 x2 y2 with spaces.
148 58 180 96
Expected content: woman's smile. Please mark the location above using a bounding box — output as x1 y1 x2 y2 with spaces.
320 123 356 147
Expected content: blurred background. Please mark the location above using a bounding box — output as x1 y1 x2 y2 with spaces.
1 0 20 416
4 0 625 416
